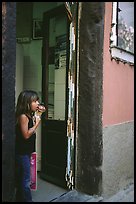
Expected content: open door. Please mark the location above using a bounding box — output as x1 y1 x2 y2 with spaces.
40 3 77 189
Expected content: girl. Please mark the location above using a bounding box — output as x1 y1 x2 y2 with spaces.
15 90 44 202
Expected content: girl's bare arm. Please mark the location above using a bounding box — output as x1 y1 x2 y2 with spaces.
19 114 41 139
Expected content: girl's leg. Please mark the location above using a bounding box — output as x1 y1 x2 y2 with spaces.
15 155 24 202
15 155 33 202
21 155 33 202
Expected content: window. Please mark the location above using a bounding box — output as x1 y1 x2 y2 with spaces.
110 2 134 64
117 2 134 53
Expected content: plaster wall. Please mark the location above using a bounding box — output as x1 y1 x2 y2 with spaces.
102 3 134 197
15 44 24 104
103 2 134 127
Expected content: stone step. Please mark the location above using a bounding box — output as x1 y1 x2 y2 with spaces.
51 189 103 202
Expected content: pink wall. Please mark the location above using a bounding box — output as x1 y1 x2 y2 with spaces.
103 3 134 127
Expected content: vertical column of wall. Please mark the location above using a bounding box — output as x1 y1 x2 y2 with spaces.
2 2 16 202
75 2 105 195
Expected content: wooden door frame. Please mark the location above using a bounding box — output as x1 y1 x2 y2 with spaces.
40 4 71 188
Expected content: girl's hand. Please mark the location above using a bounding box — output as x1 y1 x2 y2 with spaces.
38 104 46 113
35 115 41 126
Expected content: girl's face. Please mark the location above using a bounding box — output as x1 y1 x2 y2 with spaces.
30 100 39 112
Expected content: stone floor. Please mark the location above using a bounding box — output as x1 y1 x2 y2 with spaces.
31 174 68 202
32 173 134 202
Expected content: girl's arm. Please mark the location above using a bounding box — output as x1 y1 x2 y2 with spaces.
19 114 41 139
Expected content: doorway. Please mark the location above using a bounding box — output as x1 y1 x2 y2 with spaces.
40 4 69 188
16 2 77 193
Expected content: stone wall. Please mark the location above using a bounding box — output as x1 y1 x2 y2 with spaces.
102 121 134 197
2 2 16 202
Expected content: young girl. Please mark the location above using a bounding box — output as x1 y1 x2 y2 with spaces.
15 90 45 202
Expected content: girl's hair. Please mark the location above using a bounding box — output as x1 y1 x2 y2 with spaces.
15 90 39 118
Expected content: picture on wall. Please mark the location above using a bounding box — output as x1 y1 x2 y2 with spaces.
33 19 43 40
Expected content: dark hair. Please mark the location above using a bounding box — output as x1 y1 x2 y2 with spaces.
15 90 39 118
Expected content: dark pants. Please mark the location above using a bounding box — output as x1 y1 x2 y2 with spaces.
15 154 33 202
